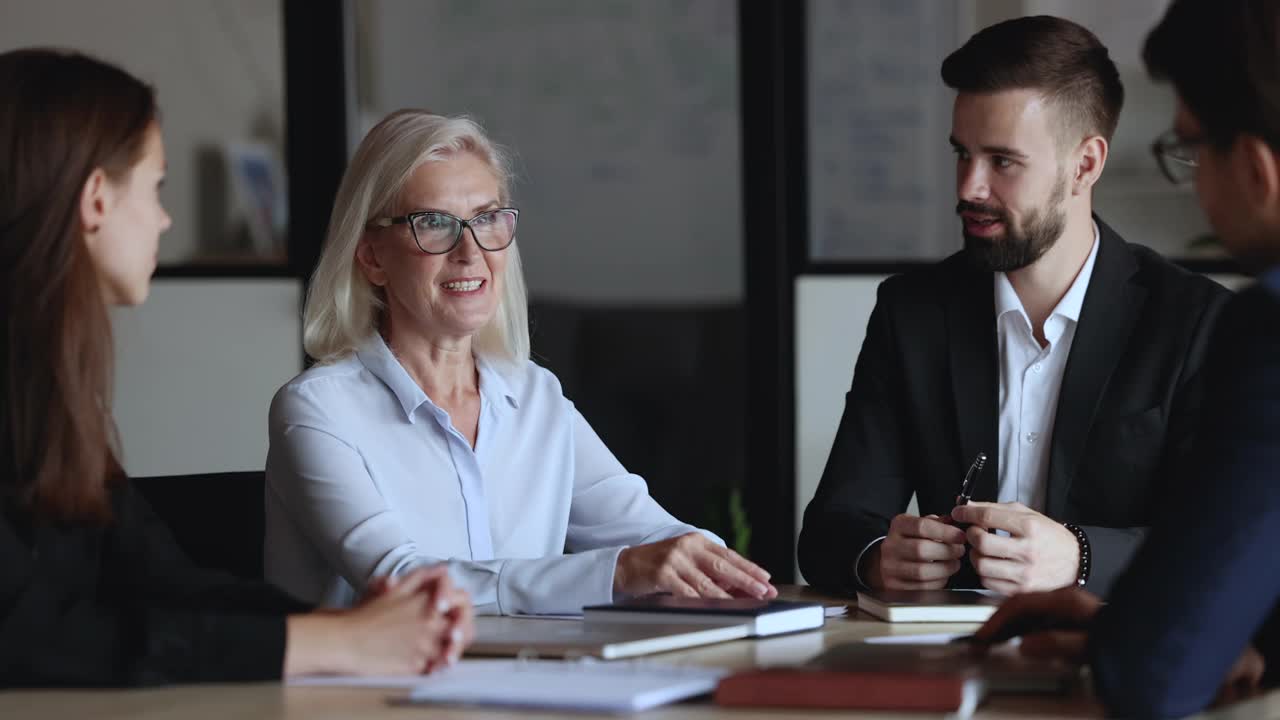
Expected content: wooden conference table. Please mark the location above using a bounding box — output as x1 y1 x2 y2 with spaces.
0 586 1275 719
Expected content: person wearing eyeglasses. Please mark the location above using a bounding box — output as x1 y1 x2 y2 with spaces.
798 15 1231 600
972 0 1280 716
263 111 775 614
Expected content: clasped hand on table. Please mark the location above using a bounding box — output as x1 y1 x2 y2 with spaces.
865 501 1079 594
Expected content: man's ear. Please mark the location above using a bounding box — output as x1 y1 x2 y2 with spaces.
1235 134 1280 215
355 234 389 287
1070 135 1109 196
79 168 114 246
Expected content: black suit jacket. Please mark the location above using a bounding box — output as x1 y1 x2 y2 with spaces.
0 481 310 687
798 218 1230 597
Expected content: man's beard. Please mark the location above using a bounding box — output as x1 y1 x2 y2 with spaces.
959 177 1068 272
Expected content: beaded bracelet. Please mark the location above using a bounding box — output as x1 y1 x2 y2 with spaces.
1062 522 1091 587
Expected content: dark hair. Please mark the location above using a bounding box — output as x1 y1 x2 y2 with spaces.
0 49 157 523
942 15 1125 145
1145 0 1280 151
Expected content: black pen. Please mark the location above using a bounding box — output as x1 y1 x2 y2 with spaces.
955 452 987 507
944 452 986 529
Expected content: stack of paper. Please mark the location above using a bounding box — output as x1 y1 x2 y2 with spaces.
293 659 728 713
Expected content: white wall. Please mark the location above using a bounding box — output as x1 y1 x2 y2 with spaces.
793 276 893 584
111 279 302 477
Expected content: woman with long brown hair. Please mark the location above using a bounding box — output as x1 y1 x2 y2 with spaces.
0 47 472 686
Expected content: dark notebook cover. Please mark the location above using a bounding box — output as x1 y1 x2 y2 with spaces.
583 596 819 617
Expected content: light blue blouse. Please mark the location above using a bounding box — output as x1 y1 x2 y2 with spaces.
263 333 713 614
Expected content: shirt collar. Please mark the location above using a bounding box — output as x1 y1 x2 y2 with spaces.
1049 221 1101 324
993 270 1024 323
356 334 520 423
475 355 521 414
993 221 1101 327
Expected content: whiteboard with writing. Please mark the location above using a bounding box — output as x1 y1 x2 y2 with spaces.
358 0 743 303
808 0 965 261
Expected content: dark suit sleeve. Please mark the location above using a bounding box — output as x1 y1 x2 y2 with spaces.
0 484 311 687
798 281 913 592
1073 525 1145 598
1088 291 1280 718
1076 284 1228 598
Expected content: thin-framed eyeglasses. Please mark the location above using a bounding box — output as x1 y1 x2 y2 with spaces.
367 207 519 255
1151 129 1206 185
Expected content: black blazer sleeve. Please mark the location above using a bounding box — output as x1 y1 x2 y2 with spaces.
797 279 912 592
0 483 311 687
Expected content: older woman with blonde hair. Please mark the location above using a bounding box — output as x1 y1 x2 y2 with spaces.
264 110 775 614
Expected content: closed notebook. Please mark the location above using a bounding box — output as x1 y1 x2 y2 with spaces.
715 644 985 715
583 596 824 636
856 588 1004 622
715 641 1078 715
467 616 749 659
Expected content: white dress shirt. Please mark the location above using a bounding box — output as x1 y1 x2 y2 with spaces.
852 224 1099 585
263 333 712 615
993 223 1099 511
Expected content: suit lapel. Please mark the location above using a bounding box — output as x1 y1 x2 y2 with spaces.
947 265 1001 502
1046 218 1145 516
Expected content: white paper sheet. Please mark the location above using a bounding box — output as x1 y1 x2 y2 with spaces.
409 659 726 712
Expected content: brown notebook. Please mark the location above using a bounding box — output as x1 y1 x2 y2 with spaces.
717 668 983 713
714 641 1078 713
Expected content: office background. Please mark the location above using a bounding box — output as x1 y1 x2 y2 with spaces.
0 0 1235 583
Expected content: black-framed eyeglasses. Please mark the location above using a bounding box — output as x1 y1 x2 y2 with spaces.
1151 129 1206 185
367 207 519 255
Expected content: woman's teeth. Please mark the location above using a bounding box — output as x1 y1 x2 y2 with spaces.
442 279 482 292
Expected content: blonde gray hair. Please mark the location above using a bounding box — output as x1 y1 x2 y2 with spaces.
302 110 529 365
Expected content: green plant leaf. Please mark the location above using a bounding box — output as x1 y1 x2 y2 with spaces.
728 486 751 557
